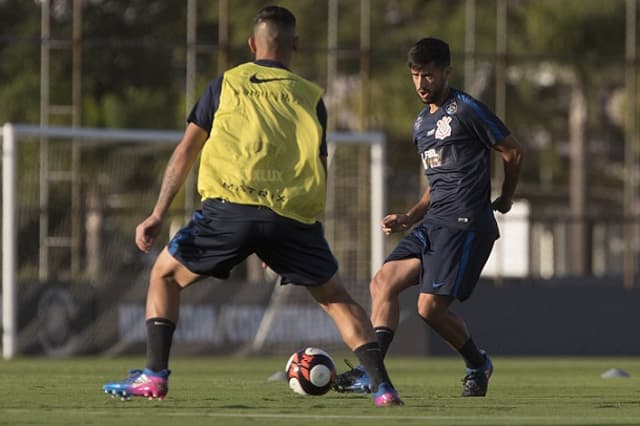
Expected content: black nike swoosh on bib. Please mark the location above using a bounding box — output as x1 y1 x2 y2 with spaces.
249 73 295 84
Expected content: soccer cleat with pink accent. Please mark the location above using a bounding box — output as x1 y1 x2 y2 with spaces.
102 368 170 400
373 382 404 407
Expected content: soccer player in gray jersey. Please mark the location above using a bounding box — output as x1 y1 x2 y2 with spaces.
334 37 523 397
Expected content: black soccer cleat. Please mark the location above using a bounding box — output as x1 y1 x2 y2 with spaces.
461 351 493 397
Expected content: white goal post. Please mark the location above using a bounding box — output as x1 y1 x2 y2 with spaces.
1 123 386 359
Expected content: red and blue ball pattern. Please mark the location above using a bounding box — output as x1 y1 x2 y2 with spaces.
285 347 336 396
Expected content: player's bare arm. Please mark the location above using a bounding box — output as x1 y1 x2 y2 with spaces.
381 185 431 235
135 123 208 252
492 134 523 214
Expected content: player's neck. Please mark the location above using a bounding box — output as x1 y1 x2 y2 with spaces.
254 50 292 68
428 87 451 113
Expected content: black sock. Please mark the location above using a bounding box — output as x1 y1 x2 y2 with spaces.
145 317 176 372
354 342 391 392
459 337 485 369
374 326 395 359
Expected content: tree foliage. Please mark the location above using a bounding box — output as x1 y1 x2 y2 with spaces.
0 0 634 206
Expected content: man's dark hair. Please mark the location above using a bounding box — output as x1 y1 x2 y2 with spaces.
254 5 296 30
408 37 450 69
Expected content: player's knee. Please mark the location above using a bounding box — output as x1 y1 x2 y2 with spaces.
369 269 396 301
149 253 190 291
151 248 201 290
416 301 445 324
369 273 385 301
310 277 353 305
149 266 180 294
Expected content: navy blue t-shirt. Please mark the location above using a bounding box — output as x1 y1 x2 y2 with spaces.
187 59 328 156
413 88 510 234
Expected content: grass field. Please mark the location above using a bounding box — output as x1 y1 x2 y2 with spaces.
1 356 639 425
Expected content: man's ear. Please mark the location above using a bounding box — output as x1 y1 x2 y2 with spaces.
248 36 257 54
443 65 453 80
292 35 299 52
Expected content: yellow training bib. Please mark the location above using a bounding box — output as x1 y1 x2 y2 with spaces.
197 62 326 224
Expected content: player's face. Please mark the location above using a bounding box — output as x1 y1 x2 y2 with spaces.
410 63 450 105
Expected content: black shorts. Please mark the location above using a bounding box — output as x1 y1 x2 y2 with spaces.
385 222 496 301
168 198 338 286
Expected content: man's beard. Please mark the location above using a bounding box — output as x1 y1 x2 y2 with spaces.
419 85 445 104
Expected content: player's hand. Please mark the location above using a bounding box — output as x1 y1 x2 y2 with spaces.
492 195 513 214
381 214 411 235
135 214 163 253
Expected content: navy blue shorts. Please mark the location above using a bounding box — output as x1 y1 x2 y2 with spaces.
168 198 338 286
385 223 428 263
385 222 496 301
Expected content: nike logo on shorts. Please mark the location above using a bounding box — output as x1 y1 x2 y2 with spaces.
432 281 447 289
249 73 295 84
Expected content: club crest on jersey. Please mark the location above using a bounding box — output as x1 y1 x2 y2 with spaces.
446 101 458 115
435 116 452 140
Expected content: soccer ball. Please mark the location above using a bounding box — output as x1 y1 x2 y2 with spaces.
285 347 336 396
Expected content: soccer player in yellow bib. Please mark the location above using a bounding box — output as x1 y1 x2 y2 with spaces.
102 5 402 407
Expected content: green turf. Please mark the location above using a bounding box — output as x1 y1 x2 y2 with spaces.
0 356 639 425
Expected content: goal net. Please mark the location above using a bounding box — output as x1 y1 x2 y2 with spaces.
1 123 385 359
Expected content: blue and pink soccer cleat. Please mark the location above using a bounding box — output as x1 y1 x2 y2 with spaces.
373 382 404 407
334 361 403 406
102 368 170 400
